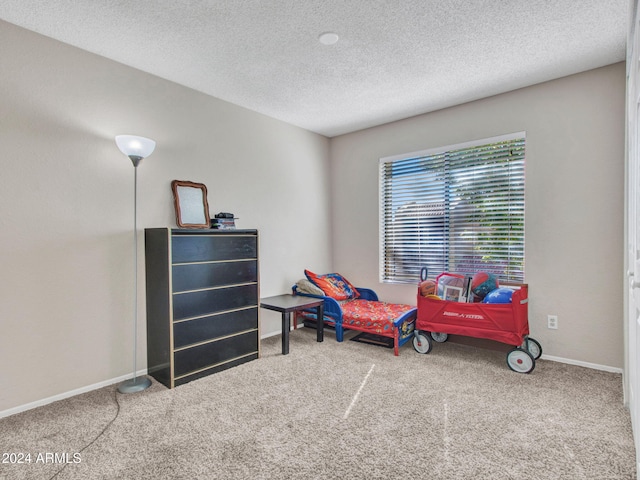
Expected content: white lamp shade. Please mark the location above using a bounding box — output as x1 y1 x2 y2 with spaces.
115 135 156 159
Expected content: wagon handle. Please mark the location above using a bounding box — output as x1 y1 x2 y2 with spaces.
420 266 428 281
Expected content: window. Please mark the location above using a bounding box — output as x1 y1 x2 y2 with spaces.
379 133 525 284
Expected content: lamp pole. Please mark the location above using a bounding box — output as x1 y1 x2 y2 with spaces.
115 135 155 394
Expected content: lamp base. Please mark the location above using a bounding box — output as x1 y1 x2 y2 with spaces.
117 376 152 394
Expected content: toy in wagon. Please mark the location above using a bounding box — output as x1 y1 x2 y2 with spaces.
414 268 542 373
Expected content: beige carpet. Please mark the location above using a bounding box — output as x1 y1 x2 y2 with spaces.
0 328 636 480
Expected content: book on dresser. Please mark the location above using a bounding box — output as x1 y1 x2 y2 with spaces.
144 228 260 388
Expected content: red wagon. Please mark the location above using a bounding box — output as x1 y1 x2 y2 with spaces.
414 281 542 373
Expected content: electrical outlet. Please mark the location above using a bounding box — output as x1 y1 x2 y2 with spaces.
547 315 558 329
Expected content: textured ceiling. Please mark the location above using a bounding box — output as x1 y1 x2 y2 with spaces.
0 0 628 137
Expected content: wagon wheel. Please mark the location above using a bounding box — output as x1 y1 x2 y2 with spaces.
525 337 542 360
430 332 449 343
506 347 535 374
413 332 433 354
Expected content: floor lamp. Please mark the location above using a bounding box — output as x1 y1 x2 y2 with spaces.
115 134 156 394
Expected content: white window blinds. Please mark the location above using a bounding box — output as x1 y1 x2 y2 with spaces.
380 134 525 284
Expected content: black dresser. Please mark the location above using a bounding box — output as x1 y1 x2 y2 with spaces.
144 228 260 388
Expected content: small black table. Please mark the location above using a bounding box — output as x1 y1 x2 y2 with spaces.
260 294 324 355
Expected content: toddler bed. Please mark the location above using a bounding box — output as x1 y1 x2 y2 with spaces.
292 270 417 356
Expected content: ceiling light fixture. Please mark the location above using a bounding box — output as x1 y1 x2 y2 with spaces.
319 32 339 45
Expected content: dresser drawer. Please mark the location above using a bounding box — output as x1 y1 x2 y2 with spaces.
173 307 258 349
172 260 257 293
174 353 259 387
174 330 258 377
173 283 258 321
171 235 257 263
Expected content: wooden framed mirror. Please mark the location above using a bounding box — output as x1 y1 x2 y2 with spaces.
171 180 211 229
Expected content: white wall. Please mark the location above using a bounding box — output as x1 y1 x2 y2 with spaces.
0 18 626 414
0 21 332 412
330 63 625 369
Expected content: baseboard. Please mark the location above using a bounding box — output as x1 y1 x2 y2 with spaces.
0 368 147 420
4 332 281 418
260 330 281 339
540 354 623 374
1 351 622 419
4 332 284 418
260 324 318 339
